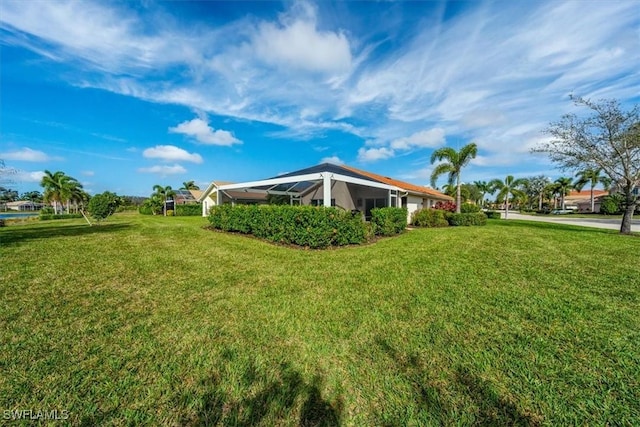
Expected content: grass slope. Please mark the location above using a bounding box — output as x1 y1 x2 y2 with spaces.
1 214 639 426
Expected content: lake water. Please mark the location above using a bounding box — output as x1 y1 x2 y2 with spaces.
0 212 39 219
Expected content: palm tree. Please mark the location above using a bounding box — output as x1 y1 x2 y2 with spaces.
40 170 68 214
573 169 610 213
554 177 573 210
181 180 200 191
473 180 491 207
152 185 176 216
489 175 526 219
430 143 478 213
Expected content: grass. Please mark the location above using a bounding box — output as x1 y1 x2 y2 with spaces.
1 213 639 425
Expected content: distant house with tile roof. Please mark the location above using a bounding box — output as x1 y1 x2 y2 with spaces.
565 189 609 212
198 163 452 221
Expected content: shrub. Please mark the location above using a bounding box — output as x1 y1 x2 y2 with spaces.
370 207 407 236
39 214 83 221
208 204 367 248
434 201 456 212
88 191 121 221
138 205 154 215
166 209 174 217
411 209 449 228
40 206 54 215
175 204 201 216
485 210 501 219
0 219 5 227
447 212 488 226
460 203 481 213
600 196 621 215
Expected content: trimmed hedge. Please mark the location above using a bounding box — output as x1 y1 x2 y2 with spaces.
208 204 366 249
411 209 449 228
485 210 501 219
447 212 488 226
460 203 481 213
370 207 407 236
176 204 201 216
40 214 84 221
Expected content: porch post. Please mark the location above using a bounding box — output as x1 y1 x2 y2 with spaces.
323 174 332 207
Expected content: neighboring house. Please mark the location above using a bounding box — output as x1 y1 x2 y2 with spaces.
6 200 44 211
173 189 200 205
564 189 608 212
198 163 452 222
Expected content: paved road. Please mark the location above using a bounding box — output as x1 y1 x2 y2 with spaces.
502 212 640 232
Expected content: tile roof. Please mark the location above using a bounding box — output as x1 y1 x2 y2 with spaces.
340 165 453 200
566 189 608 200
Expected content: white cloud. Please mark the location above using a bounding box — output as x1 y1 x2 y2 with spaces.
169 118 242 146
320 156 344 165
15 170 45 182
137 164 187 175
81 170 95 176
142 145 203 163
1 147 52 162
252 2 352 74
357 147 395 162
1 0 638 176
390 129 446 150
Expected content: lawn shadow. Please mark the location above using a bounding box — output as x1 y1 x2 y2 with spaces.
176 358 342 426
375 338 542 426
0 222 132 246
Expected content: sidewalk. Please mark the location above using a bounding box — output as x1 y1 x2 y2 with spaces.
502 212 640 233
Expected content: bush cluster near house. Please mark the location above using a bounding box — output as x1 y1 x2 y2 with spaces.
209 205 407 248
411 209 449 228
175 204 201 216
370 207 407 236
209 204 366 248
411 208 488 227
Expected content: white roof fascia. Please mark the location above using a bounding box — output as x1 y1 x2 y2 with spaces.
217 173 324 191
330 172 399 191
198 182 218 202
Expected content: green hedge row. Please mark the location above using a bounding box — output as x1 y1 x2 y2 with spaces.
411 209 488 227
39 214 84 221
485 210 501 219
446 212 488 226
411 209 449 227
208 204 367 248
176 204 201 216
371 207 407 236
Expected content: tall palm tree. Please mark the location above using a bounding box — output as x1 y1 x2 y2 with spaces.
473 180 491 207
573 169 609 213
152 185 176 216
40 170 69 214
181 180 200 191
554 177 574 210
489 175 525 219
430 143 478 213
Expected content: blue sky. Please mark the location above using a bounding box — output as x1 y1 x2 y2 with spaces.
1 0 638 196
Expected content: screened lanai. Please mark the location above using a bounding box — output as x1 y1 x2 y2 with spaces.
216 163 402 218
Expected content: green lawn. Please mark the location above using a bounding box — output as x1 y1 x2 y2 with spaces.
1 214 639 426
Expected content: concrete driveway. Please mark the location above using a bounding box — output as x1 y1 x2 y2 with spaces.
502 212 640 232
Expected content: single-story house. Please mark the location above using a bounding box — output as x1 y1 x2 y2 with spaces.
565 189 608 212
5 200 44 211
198 163 452 222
